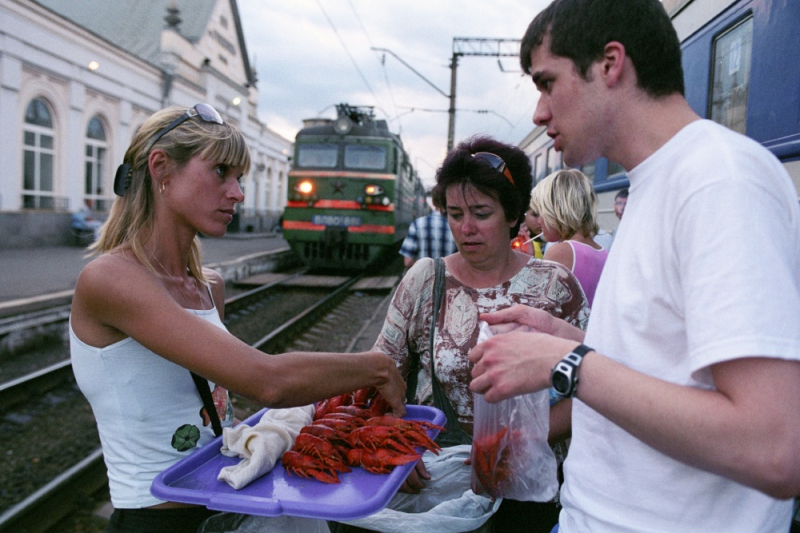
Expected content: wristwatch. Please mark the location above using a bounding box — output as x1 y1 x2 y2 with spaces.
550 344 594 399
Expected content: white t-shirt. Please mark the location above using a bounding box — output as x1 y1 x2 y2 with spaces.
560 120 800 532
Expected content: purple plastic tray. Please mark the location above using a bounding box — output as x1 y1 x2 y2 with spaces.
151 405 445 520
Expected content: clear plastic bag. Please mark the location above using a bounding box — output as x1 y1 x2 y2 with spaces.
340 445 500 533
470 323 558 502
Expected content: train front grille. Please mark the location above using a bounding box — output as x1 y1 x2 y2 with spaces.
301 241 372 262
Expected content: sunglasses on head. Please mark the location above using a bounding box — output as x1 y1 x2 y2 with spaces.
114 104 224 196
147 103 224 150
472 152 515 186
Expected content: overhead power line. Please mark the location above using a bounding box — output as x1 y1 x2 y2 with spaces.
452 37 521 57
315 0 378 103
347 0 398 120
375 38 521 152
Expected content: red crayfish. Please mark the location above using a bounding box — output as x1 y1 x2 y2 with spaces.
281 387 445 483
470 427 526 498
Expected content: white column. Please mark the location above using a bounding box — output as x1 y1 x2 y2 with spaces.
0 54 22 211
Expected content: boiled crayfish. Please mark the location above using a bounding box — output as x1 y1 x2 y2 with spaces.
281 387 444 483
470 427 526 498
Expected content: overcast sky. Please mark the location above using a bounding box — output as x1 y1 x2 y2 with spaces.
237 0 553 187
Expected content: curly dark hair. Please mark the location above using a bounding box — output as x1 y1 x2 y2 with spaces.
431 136 533 238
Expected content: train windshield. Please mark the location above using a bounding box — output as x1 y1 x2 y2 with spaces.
296 143 338 168
344 144 387 171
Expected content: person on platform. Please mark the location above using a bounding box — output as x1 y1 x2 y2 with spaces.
531 169 608 308
613 187 628 223
594 188 627 251
69 104 406 533
375 135 588 532
71 200 103 242
399 197 458 268
468 1 800 532
515 206 545 258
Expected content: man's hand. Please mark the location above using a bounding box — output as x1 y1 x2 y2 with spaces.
470 330 577 402
480 305 585 342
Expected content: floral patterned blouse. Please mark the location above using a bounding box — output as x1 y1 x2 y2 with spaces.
373 255 589 435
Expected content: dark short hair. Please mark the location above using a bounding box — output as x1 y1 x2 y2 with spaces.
430 191 444 211
431 136 533 238
615 188 629 200
520 0 684 98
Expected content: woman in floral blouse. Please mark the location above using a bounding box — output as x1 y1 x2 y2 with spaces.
373 136 588 533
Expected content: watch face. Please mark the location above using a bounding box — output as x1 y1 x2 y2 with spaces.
552 371 570 394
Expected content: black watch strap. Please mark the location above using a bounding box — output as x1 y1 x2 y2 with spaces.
551 344 594 399
564 343 593 366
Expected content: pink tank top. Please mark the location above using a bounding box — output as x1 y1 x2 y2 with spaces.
568 240 609 308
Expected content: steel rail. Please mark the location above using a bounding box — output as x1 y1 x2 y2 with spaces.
0 448 106 533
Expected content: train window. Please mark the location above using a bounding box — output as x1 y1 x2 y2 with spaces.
608 160 625 177
344 144 387 170
709 17 753 134
296 143 338 168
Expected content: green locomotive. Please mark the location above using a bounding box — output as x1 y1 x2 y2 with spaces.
283 104 429 270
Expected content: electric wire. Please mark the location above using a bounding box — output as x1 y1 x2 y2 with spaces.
315 0 379 104
346 0 399 124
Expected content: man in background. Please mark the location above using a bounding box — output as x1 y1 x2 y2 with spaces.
613 188 628 221
399 197 457 268
595 187 628 248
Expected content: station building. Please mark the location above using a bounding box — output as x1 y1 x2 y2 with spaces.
0 0 290 249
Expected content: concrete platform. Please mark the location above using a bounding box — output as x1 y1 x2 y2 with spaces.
0 233 288 305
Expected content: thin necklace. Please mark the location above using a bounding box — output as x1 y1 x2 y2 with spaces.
150 254 204 307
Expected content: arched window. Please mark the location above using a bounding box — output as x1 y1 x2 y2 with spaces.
85 116 109 210
22 98 55 209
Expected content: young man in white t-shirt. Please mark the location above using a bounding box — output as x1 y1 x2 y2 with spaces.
468 1 800 531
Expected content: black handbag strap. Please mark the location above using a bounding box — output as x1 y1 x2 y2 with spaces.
191 372 223 437
408 257 472 446
405 258 445 403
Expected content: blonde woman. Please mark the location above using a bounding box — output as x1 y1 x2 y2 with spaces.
69 104 405 533
531 169 609 307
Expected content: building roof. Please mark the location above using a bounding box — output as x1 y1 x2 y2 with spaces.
32 0 254 85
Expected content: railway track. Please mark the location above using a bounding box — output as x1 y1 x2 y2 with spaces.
0 261 400 533
0 267 307 411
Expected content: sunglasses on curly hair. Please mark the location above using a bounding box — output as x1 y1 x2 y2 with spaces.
471 152 515 186
114 104 225 196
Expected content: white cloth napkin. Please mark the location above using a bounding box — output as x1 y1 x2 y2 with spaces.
218 405 315 489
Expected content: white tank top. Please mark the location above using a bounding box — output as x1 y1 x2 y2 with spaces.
70 303 234 508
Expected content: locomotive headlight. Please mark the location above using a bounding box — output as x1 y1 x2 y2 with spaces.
381 197 390 206
296 181 314 195
364 184 384 196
